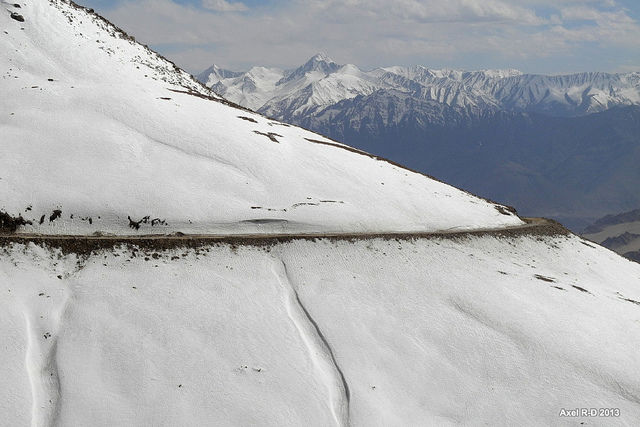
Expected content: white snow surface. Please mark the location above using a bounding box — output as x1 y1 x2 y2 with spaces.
2 235 640 426
0 0 522 236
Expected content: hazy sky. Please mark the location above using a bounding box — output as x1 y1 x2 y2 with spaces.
79 0 640 74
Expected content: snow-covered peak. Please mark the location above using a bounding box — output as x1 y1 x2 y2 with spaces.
337 63 364 77
197 64 243 86
297 53 338 74
246 65 283 78
424 68 465 80
211 65 284 110
309 52 334 63
277 53 341 86
478 68 523 79
0 0 522 235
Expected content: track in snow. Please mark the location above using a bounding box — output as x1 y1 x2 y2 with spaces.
23 293 70 427
273 260 350 427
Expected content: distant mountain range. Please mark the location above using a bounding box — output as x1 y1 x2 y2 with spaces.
583 209 640 262
198 55 640 230
199 53 640 119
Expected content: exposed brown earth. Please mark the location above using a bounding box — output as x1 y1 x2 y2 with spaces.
0 218 570 255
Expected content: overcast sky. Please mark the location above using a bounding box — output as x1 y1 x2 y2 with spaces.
79 0 640 74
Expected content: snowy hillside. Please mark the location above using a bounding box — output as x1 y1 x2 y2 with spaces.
202 54 640 121
3 232 640 425
0 1 522 235
3 2 640 427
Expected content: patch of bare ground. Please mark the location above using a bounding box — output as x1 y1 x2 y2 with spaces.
572 285 592 294
168 88 254 112
10 12 24 22
616 293 640 306
254 131 282 143
238 116 257 123
0 211 32 233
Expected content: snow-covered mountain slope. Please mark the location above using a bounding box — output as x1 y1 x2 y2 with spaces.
3 2 640 427
202 54 640 121
0 0 522 236
2 233 640 426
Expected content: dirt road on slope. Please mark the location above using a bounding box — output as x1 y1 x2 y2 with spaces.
0 218 569 255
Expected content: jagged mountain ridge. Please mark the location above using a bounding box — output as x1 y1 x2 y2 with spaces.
200 54 640 121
